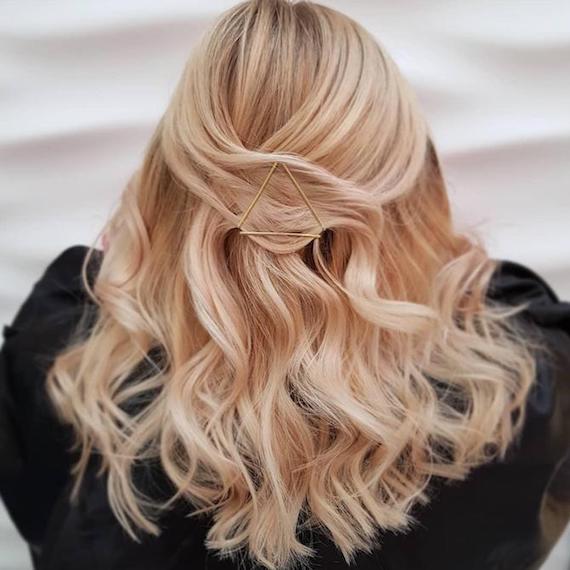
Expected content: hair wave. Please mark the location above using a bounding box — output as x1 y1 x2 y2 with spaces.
48 1 541 568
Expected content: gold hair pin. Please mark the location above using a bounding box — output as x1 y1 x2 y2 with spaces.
237 161 325 239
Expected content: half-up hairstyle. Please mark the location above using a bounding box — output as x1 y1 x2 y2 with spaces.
47 1 542 568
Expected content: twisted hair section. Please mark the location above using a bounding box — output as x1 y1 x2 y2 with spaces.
47 1 542 569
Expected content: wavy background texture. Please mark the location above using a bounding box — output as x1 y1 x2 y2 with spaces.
0 1 568 568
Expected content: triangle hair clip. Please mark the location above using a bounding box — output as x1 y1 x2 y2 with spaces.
237 161 325 239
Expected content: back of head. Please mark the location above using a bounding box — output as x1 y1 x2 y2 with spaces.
47 1 538 568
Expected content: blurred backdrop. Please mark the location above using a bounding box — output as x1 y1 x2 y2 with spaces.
1 1 569 568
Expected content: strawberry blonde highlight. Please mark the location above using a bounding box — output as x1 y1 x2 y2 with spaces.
47 1 540 568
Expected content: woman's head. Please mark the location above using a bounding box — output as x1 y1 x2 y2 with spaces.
48 1 539 569
133 0 436 257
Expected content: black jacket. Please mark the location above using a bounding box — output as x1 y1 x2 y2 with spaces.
1 245 569 570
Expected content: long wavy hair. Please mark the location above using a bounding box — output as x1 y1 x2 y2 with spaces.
47 1 541 568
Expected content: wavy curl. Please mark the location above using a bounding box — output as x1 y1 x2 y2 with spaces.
47 1 542 568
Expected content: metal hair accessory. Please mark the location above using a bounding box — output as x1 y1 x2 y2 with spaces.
237 161 325 239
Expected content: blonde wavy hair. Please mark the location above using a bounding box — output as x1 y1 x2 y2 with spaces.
47 1 541 568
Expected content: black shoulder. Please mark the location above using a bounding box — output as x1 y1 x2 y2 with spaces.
487 259 569 332
1 243 104 414
5 245 102 335
488 259 570 466
0 245 103 546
